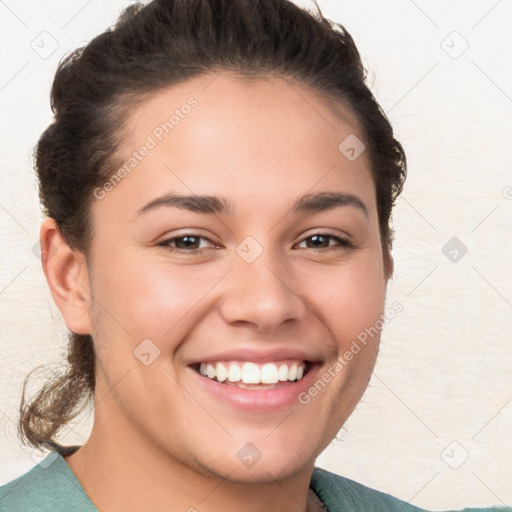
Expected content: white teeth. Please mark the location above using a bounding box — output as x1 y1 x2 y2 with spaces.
197 361 307 385
216 362 228 382
206 364 216 379
261 363 278 384
288 362 297 381
241 362 260 384
227 364 242 382
278 363 288 382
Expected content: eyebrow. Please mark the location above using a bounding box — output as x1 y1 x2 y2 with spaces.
135 191 368 218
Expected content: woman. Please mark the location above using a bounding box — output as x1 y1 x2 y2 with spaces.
0 0 508 510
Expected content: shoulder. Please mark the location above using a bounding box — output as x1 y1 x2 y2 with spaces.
310 467 512 512
0 449 95 512
311 466 427 512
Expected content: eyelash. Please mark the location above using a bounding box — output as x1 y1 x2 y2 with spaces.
158 232 353 253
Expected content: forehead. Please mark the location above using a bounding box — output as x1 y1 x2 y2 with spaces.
97 72 375 221
124 72 365 146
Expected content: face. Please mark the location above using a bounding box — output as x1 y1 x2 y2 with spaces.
85 73 389 483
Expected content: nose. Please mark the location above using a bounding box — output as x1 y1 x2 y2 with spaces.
219 244 308 332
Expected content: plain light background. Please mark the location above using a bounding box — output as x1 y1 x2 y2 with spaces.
1 0 511 509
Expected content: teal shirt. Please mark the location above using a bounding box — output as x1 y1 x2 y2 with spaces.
0 445 510 512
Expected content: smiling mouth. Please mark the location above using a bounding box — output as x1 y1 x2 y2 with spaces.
191 360 312 390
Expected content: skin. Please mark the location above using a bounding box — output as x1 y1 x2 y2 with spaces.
41 72 392 512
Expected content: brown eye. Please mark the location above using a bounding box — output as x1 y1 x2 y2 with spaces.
296 233 352 250
158 234 216 252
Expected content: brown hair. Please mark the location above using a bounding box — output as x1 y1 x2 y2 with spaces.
19 0 406 448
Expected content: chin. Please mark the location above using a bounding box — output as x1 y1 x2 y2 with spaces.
210 462 310 486
192 443 318 485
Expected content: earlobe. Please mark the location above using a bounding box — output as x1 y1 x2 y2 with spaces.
39 217 93 335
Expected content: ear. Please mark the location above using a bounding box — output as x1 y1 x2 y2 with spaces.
39 217 93 335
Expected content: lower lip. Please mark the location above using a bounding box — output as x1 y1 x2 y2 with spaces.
189 363 322 412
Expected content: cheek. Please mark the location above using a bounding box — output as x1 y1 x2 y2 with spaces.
308 256 387 346
91 251 222 346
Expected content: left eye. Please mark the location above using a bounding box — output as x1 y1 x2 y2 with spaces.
295 233 351 250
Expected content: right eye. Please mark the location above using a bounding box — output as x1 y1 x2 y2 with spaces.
158 234 219 253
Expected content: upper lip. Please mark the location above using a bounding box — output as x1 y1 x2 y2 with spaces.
184 347 324 365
